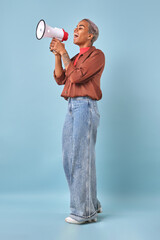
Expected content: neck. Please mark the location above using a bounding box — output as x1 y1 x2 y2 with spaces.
80 46 90 50
78 42 92 48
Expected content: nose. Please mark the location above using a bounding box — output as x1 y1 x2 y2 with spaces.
74 27 78 33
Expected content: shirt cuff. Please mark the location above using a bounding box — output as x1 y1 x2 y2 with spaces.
54 69 65 82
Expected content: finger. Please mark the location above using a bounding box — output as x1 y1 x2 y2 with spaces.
50 43 56 49
52 38 60 42
50 44 54 48
51 38 57 41
51 50 58 55
51 39 56 44
51 42 56 46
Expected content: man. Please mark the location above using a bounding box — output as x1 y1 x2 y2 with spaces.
50 19 105 224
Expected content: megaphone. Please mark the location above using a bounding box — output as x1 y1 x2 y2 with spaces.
36 19 68 41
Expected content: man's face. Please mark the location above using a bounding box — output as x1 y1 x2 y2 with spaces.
73 20 93 46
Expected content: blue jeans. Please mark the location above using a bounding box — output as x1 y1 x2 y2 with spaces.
62 96 101 222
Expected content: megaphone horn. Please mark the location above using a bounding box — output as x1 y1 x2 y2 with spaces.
36 19 68 41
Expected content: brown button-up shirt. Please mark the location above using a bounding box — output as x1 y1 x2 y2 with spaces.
53 46 105 101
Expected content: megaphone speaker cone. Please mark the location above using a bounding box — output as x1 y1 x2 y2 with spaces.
36 19 46 40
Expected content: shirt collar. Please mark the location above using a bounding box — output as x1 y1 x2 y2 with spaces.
72 46 96 61
79 47 90 55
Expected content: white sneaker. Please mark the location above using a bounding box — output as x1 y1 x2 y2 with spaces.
65 216 97 224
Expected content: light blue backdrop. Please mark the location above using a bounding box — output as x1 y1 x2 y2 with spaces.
0 0 160 201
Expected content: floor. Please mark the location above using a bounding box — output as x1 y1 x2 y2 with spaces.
0 191 160 240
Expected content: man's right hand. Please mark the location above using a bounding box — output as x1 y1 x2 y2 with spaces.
50 38 61 56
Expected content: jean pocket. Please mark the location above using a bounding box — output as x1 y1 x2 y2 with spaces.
88 101 100 118
94 105 100 118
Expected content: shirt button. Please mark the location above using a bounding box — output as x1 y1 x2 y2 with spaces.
65 91 67 93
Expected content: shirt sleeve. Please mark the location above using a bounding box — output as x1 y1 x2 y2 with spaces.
53 69 66 85
66 50 105 84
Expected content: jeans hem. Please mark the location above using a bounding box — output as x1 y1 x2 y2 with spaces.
70 209 98 221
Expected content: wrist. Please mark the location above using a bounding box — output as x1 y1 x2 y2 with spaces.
60 49 67 56
55 53 61 59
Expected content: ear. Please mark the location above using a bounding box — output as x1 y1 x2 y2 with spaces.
88 33 94 40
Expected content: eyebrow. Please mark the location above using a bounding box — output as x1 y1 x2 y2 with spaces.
76 24 85 28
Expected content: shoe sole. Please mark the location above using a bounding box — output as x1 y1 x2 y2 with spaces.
65 217 97 224
87 218 97 223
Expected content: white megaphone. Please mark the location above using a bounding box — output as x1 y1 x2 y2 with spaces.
36 19 68 41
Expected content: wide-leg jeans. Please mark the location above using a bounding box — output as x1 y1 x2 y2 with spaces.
62 96 101 222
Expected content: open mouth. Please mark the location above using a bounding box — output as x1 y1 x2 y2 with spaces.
74 33 79 39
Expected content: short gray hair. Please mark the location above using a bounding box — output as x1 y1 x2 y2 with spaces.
82 19 99 45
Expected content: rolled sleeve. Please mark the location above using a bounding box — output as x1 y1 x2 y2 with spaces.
53 69 66 85
66 50 105 84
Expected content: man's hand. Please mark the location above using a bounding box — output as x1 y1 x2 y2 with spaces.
50 38 71 70
50 38 66 56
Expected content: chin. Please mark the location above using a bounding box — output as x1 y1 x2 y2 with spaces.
73 39 80 46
